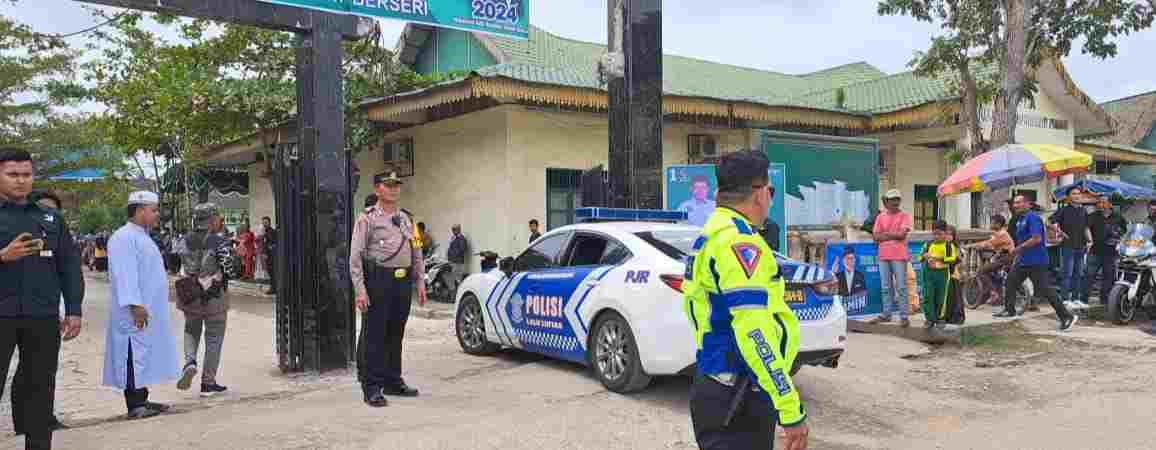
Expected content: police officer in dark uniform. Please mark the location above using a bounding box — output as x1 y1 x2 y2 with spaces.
0 148 84 450
350 172 426 407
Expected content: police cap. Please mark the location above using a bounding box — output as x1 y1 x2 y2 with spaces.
716 150 770 193
373 172 403 186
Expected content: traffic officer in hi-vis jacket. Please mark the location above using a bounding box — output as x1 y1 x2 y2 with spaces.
350 172 426 408
683 150 810 450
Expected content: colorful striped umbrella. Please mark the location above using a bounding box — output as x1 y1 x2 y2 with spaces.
937 144 1092 197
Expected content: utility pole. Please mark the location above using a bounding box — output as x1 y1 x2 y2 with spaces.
601 0 663 209
74 0 366 372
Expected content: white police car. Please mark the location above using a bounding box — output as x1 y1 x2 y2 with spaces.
453 208 847 393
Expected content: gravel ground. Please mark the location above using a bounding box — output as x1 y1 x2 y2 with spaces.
6 282 1156 449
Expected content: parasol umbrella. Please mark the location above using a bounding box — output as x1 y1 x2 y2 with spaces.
1052 179 1156 202
937 144 1092 197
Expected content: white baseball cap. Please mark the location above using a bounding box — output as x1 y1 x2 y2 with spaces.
883 189 902 200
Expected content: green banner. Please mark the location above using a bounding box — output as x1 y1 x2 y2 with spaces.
260 0 530 39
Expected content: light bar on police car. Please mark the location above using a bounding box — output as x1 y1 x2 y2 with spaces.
574 208 688 222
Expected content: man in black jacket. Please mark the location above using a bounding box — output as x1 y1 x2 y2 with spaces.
0 148 84 450
447 225 470 293
1085 198 1126 305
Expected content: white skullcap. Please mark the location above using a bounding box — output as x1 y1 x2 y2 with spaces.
127 191 159 206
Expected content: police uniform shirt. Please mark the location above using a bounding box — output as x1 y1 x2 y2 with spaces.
0 199 84 318
349 205 424 298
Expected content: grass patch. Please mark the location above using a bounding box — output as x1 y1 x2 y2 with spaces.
960 321 1054 354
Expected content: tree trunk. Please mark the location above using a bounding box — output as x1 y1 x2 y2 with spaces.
990 0 1033 149
958 62 987 159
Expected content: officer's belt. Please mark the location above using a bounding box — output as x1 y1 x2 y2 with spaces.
708 373 761 392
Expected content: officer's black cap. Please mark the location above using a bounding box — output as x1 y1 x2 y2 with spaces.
716 150 770 193
373 172 403 186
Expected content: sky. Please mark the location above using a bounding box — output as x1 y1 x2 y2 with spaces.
4 0 1155 105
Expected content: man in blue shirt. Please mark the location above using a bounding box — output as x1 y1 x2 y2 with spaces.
997 195 1077 331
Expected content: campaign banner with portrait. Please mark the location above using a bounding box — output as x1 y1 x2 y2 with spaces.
666 165 718 228
665 164 786 242
824 240 929 317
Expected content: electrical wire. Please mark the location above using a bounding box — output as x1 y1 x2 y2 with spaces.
41 13 127 40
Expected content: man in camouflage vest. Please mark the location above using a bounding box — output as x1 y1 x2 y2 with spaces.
176 203 236 397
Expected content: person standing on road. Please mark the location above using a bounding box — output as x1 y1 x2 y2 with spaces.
12 190 70 435
683 150 809 450
997 195 1078 331
1049 188 1093 308
350 172 426 408
447 224 470 293
102 191 178 421
1085 198 1126 305
0 149 84 450
176 203 233 397
528 219 542 244
869 189 913 327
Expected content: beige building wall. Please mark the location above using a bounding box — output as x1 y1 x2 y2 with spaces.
247 162 276 227
879 144 947 230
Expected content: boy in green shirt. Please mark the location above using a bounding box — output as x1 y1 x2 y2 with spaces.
920 221 958 329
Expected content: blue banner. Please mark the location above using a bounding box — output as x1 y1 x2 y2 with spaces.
666 165 718 228
824 241 928 317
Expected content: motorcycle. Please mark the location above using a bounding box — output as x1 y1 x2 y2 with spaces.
423 244 456 304
1106 223 1156 324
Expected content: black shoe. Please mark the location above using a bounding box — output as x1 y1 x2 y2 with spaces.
993 311 1017 319
363 389 389 407
145 402 171 412
382 384 420 397
1060 315 1079 332
126 406 161 420
177 362 198 391
200 383 228 398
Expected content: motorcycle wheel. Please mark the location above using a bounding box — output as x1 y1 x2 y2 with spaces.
1106 284 1137 325
433 272 455 304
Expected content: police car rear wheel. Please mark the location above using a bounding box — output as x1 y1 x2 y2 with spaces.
456 295 499 355
589 312 651 393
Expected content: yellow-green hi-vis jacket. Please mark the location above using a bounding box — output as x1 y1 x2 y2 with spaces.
683 207 807 427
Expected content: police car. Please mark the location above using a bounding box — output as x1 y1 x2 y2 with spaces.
453 208 846 393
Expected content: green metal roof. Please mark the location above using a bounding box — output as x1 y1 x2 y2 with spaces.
787 64 1000 113
482 27 888 107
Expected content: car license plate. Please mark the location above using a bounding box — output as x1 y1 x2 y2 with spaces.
784 289 805 304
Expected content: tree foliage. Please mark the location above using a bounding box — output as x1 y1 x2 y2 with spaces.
879 0 1155 154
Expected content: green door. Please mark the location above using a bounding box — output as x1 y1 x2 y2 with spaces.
914 185 939 231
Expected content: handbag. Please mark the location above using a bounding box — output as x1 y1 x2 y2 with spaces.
174 276 205 306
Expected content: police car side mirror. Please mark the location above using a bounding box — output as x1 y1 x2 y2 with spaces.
499 256 516 277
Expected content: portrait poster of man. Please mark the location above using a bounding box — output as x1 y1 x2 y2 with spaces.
825 241 929 317
666 165 717 228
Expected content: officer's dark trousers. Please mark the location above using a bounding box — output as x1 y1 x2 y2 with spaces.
0 317 60 450
357 265 413 393
691 375 777 450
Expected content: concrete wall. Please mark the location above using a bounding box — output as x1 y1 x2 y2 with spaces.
880 144 947 222
358 106 512 272
247 162 276 227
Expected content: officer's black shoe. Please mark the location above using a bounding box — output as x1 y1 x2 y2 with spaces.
363 389 389 407
382 384 419 397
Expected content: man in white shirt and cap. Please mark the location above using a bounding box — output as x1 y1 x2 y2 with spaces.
102 191 179 419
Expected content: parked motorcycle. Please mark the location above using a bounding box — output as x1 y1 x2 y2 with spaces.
423 244 455 304
1105 223 1156 324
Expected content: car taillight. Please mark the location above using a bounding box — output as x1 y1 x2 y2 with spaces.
661 274 684 293
812 278 838 296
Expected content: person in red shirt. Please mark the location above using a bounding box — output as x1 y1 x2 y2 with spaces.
237 224 256 280
869 189 913 327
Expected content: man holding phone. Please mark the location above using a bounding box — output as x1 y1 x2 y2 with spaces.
0 148 84 450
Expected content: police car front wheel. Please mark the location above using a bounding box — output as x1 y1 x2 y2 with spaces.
456 294 499 355
589 312 651 393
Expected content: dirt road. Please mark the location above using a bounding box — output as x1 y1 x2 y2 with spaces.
7 284 1156 449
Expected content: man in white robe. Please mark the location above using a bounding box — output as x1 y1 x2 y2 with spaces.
102 191 179 419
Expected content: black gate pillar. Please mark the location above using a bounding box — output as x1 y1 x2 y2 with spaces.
606 0 663 209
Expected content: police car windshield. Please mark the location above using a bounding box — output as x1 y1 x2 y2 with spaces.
635 230 697 261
